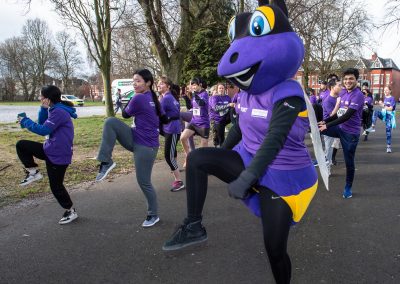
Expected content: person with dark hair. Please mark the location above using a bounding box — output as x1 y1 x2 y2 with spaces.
157 76 185 192
366 85 396 152
322 79 342 169
96 68 166 227
209 83 231 147
114 88 123 114
327 73 339 82
361 86 374 141
180 77 210 168
319 68 364 198
319 80 329 102
16 85 78 224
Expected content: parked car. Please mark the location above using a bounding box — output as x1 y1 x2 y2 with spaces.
61 94 84 106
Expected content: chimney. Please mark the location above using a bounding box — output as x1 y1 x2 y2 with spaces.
371 52 377 61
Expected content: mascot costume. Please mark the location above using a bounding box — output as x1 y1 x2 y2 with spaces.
163 1 322 283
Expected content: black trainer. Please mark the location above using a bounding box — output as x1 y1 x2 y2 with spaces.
162 219 207 251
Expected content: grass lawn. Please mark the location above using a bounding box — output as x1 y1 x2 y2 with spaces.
0 115 182 208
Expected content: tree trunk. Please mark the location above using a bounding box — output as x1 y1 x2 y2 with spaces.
101 64 114 117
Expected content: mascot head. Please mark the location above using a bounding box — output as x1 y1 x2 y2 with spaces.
217 0 304 94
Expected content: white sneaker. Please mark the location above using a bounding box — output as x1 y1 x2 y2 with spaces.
20 170 43 186
365 126 375 133
387 147 392 153
142 215 160 227
362 130 367 136
59 208 78 225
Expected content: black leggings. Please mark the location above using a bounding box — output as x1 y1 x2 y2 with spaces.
187 147 292 284
212 121 227 147
164 133 180 171
16 140 73 209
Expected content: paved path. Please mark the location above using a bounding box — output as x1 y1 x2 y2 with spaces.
0 105 106 123
1 122 399 283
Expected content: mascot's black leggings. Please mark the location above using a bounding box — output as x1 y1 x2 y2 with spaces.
187 147 292 284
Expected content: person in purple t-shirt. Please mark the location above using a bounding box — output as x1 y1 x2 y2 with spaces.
319 80 330 102
361 87 374 141
157 76 185 192
180 77 210 168
96 69 167 227
367 85 396 152
321 79 342 169
16 85 78 225
319 68 365 199
209 83 232 147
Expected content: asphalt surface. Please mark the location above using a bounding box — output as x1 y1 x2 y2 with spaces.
1 121 399 283
0 105 106 123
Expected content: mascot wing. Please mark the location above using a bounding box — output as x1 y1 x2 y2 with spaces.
304 92 329 190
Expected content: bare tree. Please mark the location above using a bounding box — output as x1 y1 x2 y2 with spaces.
22 18 57 85
54 31 83 94
45 0 127 117
136 0 212 82
381 0 400 46
310 0 370 78
0 37 39 101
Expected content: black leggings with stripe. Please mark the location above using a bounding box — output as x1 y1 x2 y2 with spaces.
187 147 292 284
164 133 180 171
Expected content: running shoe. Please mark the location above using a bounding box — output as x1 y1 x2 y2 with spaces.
142 215 160 227
343 186 352 199
387 146 392 153
95 161 116 181
362 130 367 136
162 219 207 251
171 181 185 192
59 208 78 225
365 126 375 133
313 159 319 167
20 169 43 186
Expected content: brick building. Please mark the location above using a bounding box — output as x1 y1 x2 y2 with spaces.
296 53 400 102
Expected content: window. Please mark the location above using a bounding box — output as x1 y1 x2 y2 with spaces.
372 74 380 85
386 74 391 85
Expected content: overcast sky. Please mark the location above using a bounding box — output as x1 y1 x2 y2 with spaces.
1 0 399 72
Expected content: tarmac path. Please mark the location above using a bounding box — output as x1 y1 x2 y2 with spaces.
1 120 399 283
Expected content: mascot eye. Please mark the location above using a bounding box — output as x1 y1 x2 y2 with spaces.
249 11 271 37
228 17 236 42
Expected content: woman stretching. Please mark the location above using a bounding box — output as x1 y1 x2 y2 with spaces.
367 85 396 152
16 85 78 224
157 76 185 192
96 69 166 227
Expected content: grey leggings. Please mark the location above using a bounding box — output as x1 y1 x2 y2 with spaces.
97 117 159 216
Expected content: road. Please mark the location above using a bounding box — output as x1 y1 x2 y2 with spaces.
0 121 399 283
0 105 106 123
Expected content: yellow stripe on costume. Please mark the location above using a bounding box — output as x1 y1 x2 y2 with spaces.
298 110 308 117
281 181 318 222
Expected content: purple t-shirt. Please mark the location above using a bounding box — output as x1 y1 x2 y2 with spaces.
319 89 330 102
236 79 312 170
160 92 181 134
383 96 396 111
322 94 338 120
190 90 210 128
364 96 373 109
124 91 161 147
309 95 317 104
338 88 364 134
43 108 74 165
209 95 231 123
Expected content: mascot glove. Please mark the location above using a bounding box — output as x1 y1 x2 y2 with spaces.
228 170 257 200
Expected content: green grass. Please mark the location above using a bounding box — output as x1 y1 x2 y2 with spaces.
0 116 182 208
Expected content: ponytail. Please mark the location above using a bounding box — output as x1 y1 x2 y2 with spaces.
170 84 180 102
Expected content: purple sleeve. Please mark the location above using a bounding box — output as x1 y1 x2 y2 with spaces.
209 96 217 110
310 96 317 104
124 95 141 116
